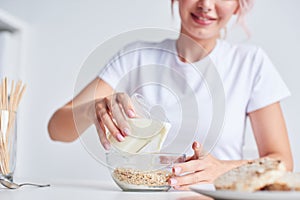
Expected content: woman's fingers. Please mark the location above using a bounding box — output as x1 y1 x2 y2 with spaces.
173 159 205 176
95 98 125 142
173 180 210 191
95 117 111 150
117 93 135 118
186 141 202 161
106 94 131 136
169 170 211 188
174 141 204 175
192 141 202 158
170 142 212 189
94 93 136 144
169 142 228 190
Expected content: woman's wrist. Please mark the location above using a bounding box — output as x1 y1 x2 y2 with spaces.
71 100 98 134
220 159 252 174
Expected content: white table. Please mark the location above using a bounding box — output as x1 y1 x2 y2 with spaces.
0 180 212 200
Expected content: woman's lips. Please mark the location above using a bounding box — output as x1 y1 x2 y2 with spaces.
191 13 216 25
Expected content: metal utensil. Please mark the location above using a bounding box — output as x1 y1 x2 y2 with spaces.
0 177 50 189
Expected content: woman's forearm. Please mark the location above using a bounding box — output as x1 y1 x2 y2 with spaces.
221 159 250 173
48 101 94 142
48 78 114 142
249 103 293 172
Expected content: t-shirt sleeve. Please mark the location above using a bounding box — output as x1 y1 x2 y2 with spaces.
246 48 291 113
98 41 142 90
98 49 126 90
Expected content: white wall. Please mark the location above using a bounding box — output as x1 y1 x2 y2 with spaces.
0 0 299 182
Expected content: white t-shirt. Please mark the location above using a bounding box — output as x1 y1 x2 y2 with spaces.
98 39 290 160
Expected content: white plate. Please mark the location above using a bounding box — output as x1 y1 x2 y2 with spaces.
190 185 300 200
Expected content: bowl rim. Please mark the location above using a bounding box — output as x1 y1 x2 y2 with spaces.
105 151 186 171
105 150 186 158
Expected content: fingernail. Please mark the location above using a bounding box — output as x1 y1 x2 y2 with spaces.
117 133 125 142
123 128 130 136
169 178 177 186
103 143 111 150
173 167 181 175
127 109 135 118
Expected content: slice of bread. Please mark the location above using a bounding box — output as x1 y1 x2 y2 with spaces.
214 157 286 192
262 172 300 191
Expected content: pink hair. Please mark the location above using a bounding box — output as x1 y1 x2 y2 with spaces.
237 0 254 36
171 0 255 36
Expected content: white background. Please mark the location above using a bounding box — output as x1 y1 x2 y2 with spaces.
0 0 299 182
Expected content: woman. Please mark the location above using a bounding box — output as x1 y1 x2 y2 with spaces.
48 0 293 190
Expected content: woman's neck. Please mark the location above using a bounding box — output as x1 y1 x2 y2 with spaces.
176 33 217 63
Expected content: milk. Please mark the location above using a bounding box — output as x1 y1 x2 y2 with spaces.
107 118 171 154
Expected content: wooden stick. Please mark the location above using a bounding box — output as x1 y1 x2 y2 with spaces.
6 80 16 142
15 85 26 111
4 77 8 110
0 78 26 175
0 129 9 175
0 83 2 110
9 80 15 111
0 79 8 174
1 79 5 110
0 90 9 174
13 81 22 111
6 111 15 145
6 86 25 144
0 142 7 174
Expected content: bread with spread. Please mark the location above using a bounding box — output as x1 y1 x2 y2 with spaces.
262 172 300 191
214 157 286 192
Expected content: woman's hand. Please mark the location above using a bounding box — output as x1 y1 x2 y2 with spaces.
93 92 135 150
169 141 234 190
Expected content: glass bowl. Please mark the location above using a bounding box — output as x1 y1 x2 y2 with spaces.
106 151 186 191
